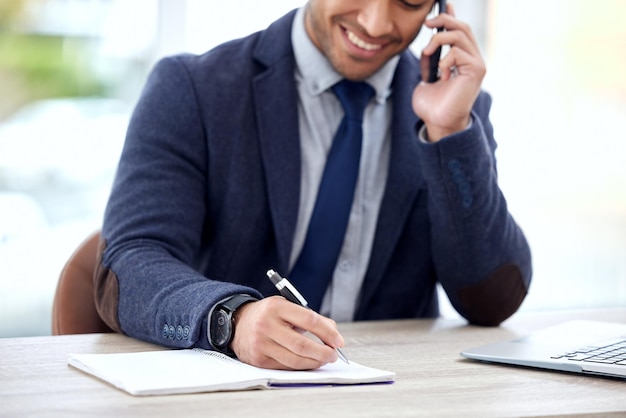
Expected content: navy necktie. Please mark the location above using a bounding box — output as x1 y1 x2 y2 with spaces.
289 80 374 311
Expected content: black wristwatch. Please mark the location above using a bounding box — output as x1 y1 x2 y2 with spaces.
208 294 257 354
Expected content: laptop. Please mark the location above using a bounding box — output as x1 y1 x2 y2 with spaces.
461 320 626 379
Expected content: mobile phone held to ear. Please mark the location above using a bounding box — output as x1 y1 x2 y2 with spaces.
427 0 447 83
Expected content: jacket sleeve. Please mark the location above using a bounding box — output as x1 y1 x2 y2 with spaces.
416 91 532 325
94 56 263 348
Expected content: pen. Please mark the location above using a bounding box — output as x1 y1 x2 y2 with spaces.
266 269 349 364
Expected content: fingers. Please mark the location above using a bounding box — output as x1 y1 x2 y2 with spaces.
437 44 485 82
422 15 480 63
231 296 344 370
420 27 480 84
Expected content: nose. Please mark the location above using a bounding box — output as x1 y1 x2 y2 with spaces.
356 0 394 38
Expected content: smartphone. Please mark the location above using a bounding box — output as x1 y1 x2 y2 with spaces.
427 0 447 83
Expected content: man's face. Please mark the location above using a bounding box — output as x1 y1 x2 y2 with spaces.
305 0 435 80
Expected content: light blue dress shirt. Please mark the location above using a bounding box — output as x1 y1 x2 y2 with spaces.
290 7 399 321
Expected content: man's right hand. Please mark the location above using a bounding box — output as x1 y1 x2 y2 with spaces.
230 296 344 370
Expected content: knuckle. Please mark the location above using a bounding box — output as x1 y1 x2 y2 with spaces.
306 311 322 328
291 337 309 356
458 21 471 34
262 295 283 312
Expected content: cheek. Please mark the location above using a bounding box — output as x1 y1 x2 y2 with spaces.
402 25 425 49
392 11 428 43
305 5 333 52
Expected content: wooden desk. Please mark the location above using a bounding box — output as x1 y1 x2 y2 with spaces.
1 309 625 418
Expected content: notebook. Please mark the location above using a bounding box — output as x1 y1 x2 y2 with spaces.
461 320 626 379
68 348 395 396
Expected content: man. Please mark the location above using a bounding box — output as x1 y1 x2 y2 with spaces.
96 0 532 371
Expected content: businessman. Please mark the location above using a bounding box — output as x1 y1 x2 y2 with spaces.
95 0 532 370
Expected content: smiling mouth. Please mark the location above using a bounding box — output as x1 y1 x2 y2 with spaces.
346 29 382 51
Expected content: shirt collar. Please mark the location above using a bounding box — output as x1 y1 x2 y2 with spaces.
291 6 398 104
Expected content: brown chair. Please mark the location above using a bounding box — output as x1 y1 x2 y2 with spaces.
52 230 113 335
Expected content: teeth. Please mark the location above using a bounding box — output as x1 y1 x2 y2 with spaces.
347 30 381 51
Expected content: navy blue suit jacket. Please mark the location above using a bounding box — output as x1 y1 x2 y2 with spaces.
96 9 532 349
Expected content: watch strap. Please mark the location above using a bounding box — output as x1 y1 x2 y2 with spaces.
220 294 258 313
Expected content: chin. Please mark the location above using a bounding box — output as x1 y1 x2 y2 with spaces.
331 60 378 81
339 67 378 81
333 51 393 80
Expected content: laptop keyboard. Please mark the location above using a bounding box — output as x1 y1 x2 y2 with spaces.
551 338 626 365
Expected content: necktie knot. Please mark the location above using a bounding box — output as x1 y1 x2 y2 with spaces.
332 80 374 123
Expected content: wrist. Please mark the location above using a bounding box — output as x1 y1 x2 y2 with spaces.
425 115 472 143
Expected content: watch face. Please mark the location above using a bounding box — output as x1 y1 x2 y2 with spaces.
210 309 232 348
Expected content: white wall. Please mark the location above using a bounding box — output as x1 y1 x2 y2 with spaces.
484 0 626 312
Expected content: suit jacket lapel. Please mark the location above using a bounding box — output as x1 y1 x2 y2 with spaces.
357 52 425 315
252 10 301 274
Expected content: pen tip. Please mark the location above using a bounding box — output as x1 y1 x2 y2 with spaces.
337 348 349 364
266 269 275 277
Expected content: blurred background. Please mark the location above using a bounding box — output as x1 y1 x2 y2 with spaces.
0 0 624 337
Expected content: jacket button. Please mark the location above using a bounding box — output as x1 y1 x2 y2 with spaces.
448 159 461 171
